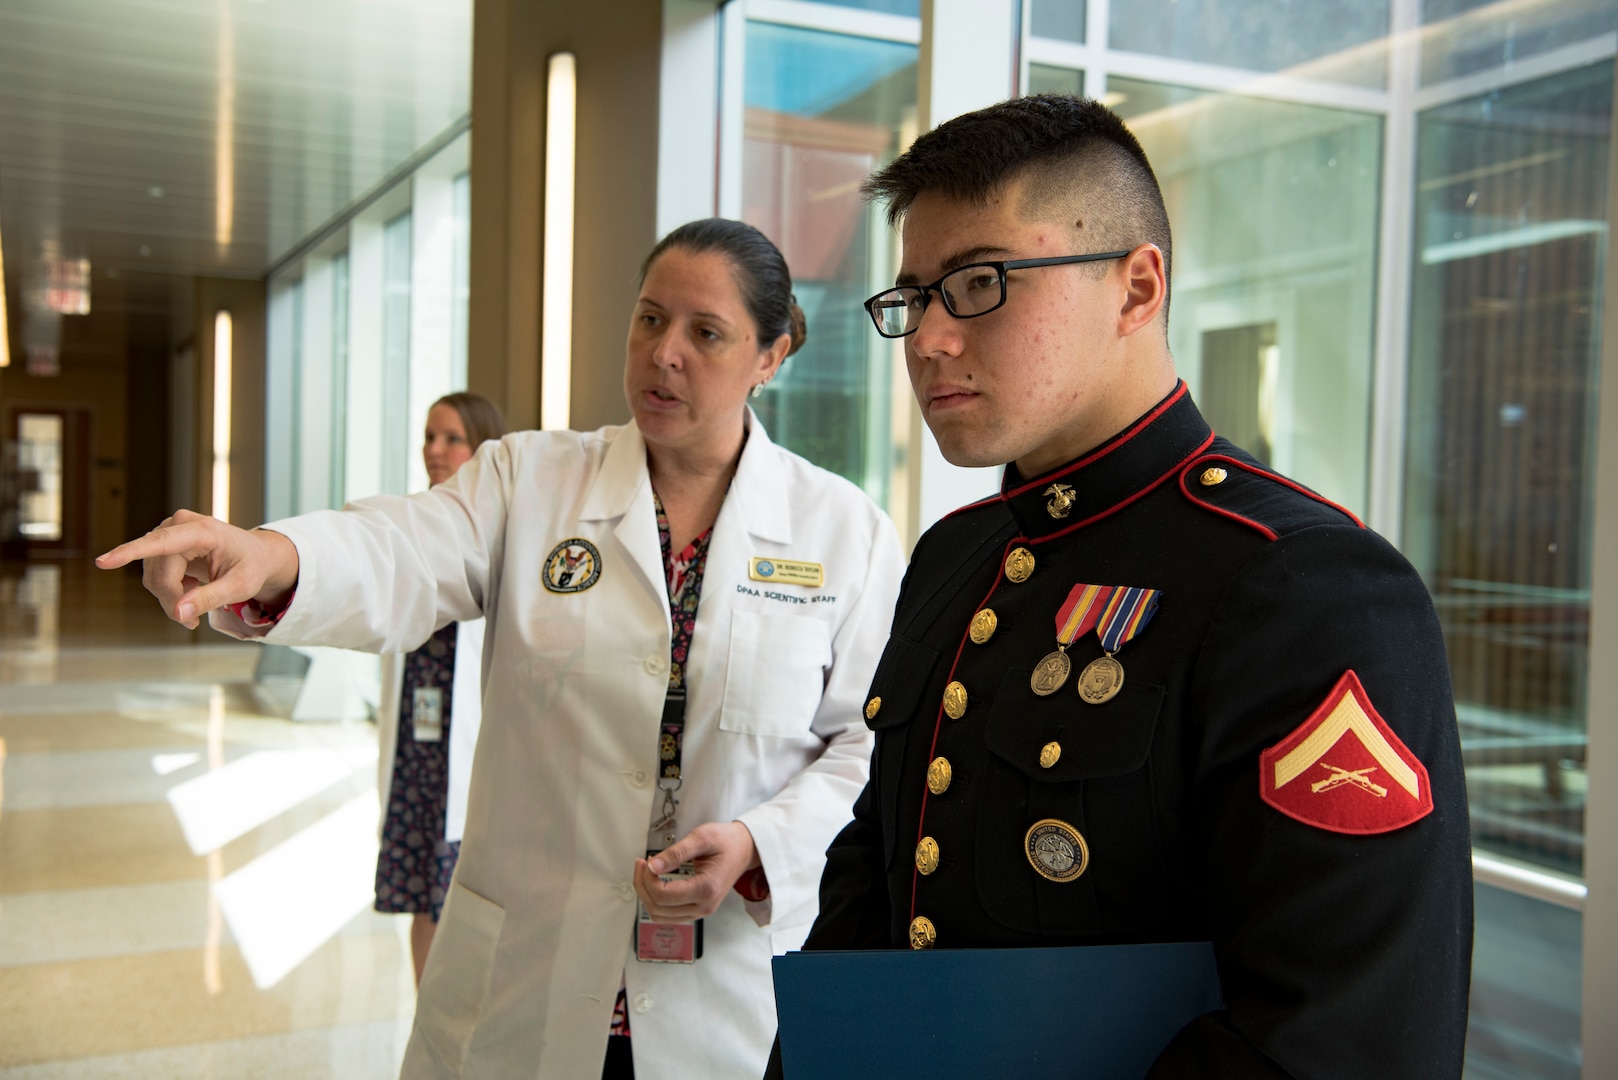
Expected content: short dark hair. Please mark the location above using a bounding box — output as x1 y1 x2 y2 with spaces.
640 218 808 357
433 392 506 451
863 94 1172 321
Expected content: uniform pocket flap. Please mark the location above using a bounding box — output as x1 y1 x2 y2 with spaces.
863 634 940 731
983 667 1165 781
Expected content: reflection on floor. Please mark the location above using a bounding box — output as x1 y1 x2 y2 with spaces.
0 562 412 1078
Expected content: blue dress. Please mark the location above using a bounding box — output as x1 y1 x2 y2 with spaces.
374 623 462 921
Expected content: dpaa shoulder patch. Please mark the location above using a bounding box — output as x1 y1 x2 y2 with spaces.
1260 670 1434 835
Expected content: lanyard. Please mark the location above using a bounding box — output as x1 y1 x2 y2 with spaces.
649 688 686 851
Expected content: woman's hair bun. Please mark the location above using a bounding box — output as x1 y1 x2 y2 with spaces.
786 296 808 357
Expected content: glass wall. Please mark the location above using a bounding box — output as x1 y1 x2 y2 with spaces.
1406 62 1611 883
1112 80 1382 515
740 17 917 508
266 130 471 518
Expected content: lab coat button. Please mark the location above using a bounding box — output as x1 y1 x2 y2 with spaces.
645 656 668 676
633 993 653 1014
616 881 634 901
631 768 650 787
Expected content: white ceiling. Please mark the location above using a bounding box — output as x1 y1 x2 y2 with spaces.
0 0 471 283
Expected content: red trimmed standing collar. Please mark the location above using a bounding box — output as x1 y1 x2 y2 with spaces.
992 382 1214 541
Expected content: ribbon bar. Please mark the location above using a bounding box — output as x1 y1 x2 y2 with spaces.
1098 587 1161 653
1055 583 1115 645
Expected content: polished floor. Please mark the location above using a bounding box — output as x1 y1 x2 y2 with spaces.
0 561 413 1078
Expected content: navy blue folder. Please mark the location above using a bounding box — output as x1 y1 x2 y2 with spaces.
772 941 1222 1079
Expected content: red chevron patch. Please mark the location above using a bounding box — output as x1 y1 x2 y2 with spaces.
1260 670 1433 835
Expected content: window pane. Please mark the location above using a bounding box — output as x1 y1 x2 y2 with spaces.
1108 0 1390 88
1112 78 1382 516
382 211 413 496
1028 62 1083 97
16 414 63 542
1422 0 1618 86
1404 62 1611 877
742 21 917 508
331 252 350 507
1030 0 1085 43
798 0 920 14
1468 882 1582 1078
451 171 472 390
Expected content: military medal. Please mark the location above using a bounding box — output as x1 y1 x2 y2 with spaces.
1031 583 1115 696
1077 586 1161 705
1025 818 1089 883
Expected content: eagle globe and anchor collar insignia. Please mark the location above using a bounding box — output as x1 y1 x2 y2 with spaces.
1260 669 1434 835
543 538 603 594
1044 483 1076 519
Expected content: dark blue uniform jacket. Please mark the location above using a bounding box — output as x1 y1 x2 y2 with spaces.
790 383 1472 1079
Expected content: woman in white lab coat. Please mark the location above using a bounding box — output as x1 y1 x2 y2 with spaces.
100 218 905 1080
374 392 503 985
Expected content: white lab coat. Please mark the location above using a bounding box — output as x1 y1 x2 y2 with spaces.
377 618 485 844
214 415 904 1080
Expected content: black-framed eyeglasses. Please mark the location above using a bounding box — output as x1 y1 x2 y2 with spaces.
862 251 1132 339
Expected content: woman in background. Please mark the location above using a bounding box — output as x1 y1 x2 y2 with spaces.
374 392 505 983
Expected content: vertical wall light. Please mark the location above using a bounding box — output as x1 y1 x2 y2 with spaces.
212 310 233 522
0 217 9 368
541 51 577 431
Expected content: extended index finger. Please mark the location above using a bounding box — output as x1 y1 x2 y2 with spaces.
95 520 218 570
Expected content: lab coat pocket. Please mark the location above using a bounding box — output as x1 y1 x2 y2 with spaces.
721 610 831 736
414 882 505 1069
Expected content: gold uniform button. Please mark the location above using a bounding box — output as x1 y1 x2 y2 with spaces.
1039 741 1062 769
915 836 940 875
1004 546 1036 583
943 680 968 719
909 915 937 950
927 756 953 795
1200 466 1228 487
969 608 998 645
865 696 882 720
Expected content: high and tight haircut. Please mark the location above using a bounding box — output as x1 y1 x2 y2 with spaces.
433 392 506 452
863 94 1173 322
640 218 808 357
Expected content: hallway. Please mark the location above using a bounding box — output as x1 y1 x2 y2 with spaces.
0 561 412 1078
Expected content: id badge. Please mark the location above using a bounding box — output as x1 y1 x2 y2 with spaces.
636 860 704 964
412 687 444 742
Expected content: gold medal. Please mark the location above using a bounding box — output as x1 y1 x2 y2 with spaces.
909 915 937 950
969 608 998 645
943 680 968 719
915 836 940 875
1004 547 1036 583
1078 655 1125 704
927 756 953 795
1025 819 1089 883
1030 649 1071 695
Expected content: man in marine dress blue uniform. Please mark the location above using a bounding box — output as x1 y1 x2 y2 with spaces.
771 95 1471 1078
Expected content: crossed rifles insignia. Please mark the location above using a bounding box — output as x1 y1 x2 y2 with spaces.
1311 763 1388 798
